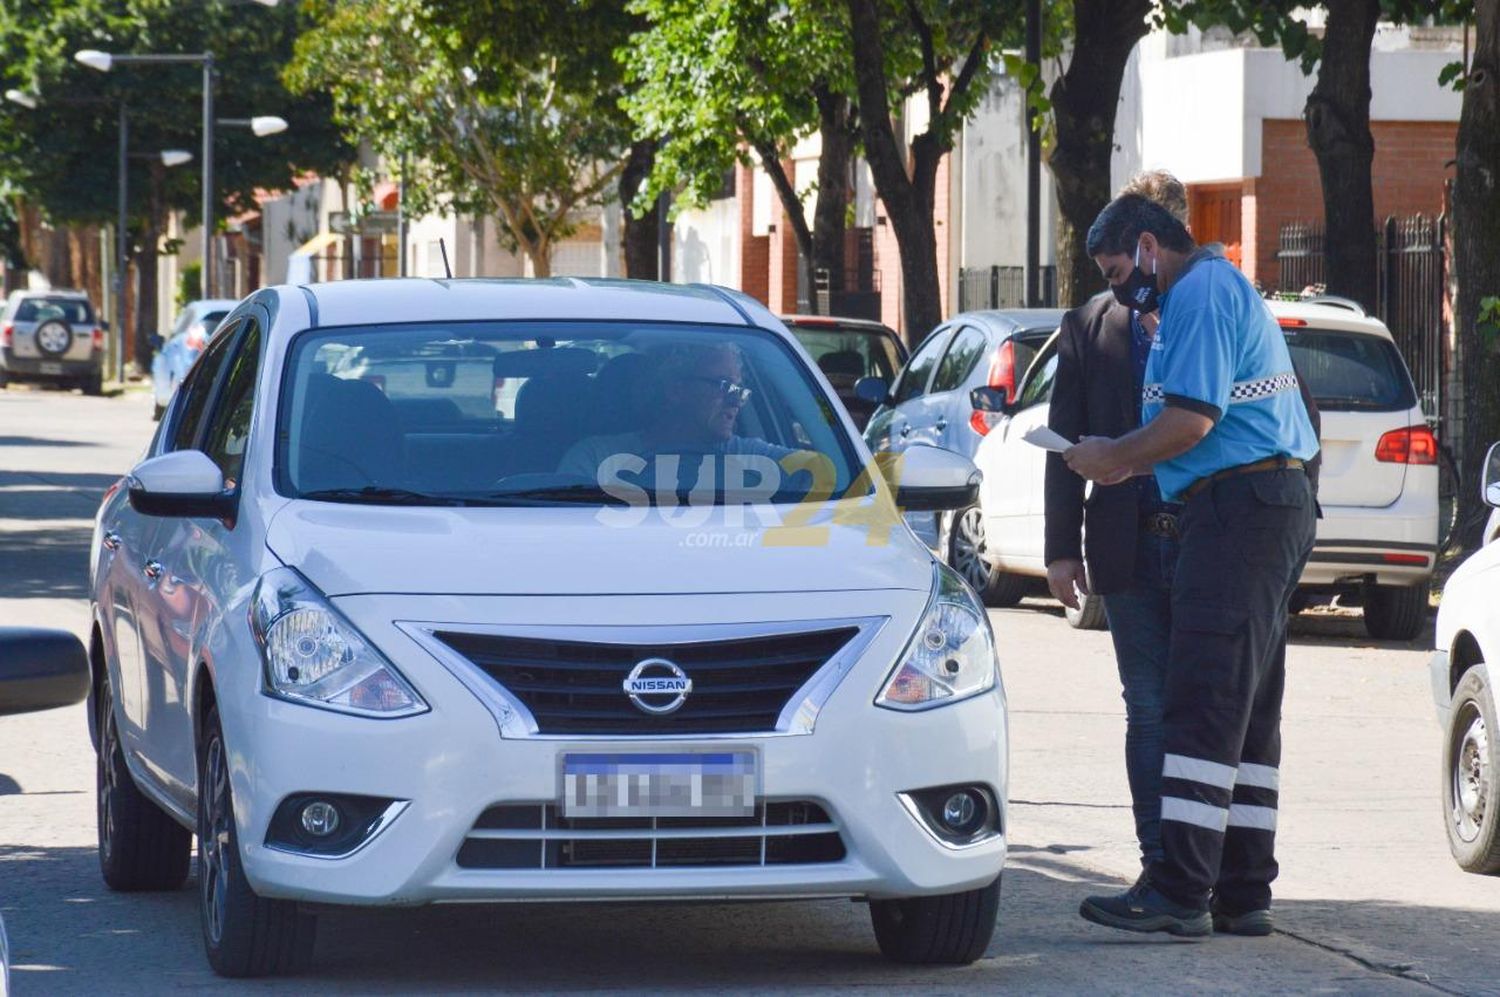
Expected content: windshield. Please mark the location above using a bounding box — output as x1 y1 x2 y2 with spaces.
788 326 902 390
1284 328 1416 412
277 321 867 507
16 297 93 324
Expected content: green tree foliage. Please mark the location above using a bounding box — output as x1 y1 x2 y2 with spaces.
289 0 633 277
625 0 860 305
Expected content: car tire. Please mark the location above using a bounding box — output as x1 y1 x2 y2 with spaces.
1363 582 1428 641
198 706 316 977
1064 593 1108 631
870 875 1001 964
34 319 73 358
96 678 192 892
947 505 1025 608
1443 666 1500 874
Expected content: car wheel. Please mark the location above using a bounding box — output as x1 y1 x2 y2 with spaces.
34 319 73 357
82 370 104 396
870 875 1001 964
198 706 316 977
1363 582 1428 641
1064 594 1108 631
96 677 192 891
948 505 1025 608
1444 666 1500 874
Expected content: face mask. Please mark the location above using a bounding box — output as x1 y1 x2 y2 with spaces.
1112 241 1160 314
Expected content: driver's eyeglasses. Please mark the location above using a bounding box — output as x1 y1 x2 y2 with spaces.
685 376 752 404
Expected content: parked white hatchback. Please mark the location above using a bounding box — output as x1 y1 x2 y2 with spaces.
971 297 1439 639
88 278 1007 977
1431 442 1500 873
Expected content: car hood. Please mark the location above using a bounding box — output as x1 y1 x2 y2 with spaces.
265 501 935 597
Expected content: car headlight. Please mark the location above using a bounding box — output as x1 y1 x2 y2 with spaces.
877 563 999 711
250 567 427 718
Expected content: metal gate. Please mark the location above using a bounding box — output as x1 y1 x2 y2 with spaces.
957 265 1058 311
1275 215 1446 419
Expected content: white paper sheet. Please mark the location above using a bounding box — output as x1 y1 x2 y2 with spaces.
1021 425 1075 453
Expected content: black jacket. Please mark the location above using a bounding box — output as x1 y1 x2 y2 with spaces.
1043 293 1322 597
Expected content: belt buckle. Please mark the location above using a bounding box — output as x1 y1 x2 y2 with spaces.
1147 512 1180 540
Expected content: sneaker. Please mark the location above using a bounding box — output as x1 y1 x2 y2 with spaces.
1211 905 1274 936
1079 883 1212 939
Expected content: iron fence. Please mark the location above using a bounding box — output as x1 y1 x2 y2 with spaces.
1275 215 1446 420
958 265 1058 312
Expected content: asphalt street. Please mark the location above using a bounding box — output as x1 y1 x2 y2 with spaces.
1 386 1496 994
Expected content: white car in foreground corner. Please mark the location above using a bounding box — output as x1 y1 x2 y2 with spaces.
1431 441 1500 873
89 278 1007 977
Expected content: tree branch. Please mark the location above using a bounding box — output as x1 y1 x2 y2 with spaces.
940 31 990 125
904 0 944 122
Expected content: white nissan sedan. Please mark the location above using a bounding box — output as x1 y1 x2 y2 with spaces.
88 278 1007 977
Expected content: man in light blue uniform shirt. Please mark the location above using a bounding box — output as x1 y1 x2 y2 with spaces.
1064 194 1319 939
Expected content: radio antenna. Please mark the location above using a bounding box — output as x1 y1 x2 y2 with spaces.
438 237 453 279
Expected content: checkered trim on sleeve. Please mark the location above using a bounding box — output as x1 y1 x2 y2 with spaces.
1142 384 1164 404
1228 372 1298 404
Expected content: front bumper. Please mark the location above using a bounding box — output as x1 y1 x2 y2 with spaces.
218 591 1008 906
1431 649 1451 725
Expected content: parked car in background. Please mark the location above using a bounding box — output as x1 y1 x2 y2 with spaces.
864 308 1064 555
1431 442 1500 874
0 626 94 997
778 315 907 430
970 298 1439 639
150 298 238 420
92 278 1006 977
0 289 105 394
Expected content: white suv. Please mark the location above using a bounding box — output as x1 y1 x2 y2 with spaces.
969 298 1439 639
1431 442 1500 873
89 278 1007 977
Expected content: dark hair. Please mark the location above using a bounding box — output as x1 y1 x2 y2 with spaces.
1085 193 1195 258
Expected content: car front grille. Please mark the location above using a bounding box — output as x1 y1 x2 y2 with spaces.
456 800 846 870
433 627 859 735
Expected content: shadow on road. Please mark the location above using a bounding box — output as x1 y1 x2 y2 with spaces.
1287 611 1436 653
0 437 99 449
0 525 91 600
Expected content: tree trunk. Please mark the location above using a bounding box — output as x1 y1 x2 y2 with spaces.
1452 0 1500 552
1045 0 1152 308
846 0 946 344
811 87 853 302
133 164 165 373
619 139 660 280
752 140 818 313
1305 0 1380 311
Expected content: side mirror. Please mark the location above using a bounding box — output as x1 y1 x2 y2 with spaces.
149 334 164 352
0 628 90 717
884 444 981 512
126 450 232 519
1484 441 1500 509
853 375 889 406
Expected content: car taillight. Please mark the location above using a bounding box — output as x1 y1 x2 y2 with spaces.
969 341 1017 436
92 327 104 349
0 322 12 348
1374 426 1438 465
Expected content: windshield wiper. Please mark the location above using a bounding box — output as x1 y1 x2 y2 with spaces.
300 486 471 506
483 483 631 505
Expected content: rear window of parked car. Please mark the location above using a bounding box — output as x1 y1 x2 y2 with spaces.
1284 328 1417 412
14 297 93 324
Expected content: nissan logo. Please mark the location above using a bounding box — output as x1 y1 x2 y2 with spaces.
623 658 693 715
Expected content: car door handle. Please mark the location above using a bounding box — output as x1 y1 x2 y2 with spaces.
935 417 948 431
102 531 121 551
899 424 911 437
143 560 164 581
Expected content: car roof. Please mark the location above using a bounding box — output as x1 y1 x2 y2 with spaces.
286 278 763 332
955 308 1067 333
1265 298 1393 340
9 288 88 299
186 298 240 313
778 314 898 335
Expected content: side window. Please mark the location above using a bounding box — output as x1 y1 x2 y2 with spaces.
891 330 951 405
930 326 988 394
170 320 241 452
1017 346 1059 410
203 320 263 490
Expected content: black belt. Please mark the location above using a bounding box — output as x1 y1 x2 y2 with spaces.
1182 456 1305 501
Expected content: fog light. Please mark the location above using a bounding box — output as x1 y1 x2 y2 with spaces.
943 791 978 829
300 801 341 837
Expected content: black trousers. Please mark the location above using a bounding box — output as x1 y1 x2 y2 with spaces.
1145 468 1316 911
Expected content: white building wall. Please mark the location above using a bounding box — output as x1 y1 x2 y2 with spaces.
955 70 1057 269
672 197 740 288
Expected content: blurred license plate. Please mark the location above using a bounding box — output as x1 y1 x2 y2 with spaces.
560 751 757 819
39 362 63 375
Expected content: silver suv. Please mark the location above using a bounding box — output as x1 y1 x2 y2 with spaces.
0 289 105 394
